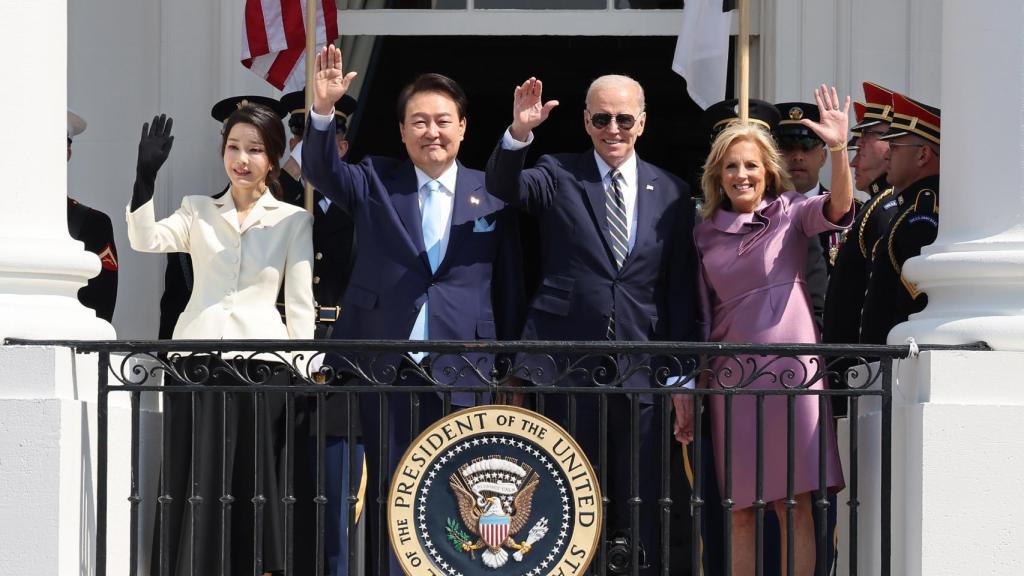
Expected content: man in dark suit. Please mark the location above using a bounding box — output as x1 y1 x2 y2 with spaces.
485 76 697 574
67 110 118 323
302 45 523 575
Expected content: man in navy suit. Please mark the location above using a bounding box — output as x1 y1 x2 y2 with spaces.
302 45 522 575
485 76 698 573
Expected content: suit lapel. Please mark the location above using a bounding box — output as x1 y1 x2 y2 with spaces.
239 192 276 234
214 191 240 232
436 162 482 275
383 161 431 270
577 153 616 264
623 158 660 269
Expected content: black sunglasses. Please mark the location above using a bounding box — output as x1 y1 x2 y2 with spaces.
589 112 637 130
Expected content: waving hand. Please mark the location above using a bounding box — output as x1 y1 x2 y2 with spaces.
313 44 358 115
131 114 174 211
509 77 559 142
799 84 850 149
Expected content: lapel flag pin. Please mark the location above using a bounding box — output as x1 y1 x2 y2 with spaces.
470 196 480 205
645 184 655 190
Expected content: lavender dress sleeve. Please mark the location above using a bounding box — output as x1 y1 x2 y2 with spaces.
790 191 854 238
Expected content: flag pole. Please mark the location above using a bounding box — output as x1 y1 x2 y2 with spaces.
738 0 749 123
302 0 318 214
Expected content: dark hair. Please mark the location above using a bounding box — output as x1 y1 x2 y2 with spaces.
220 102 287 199
395 73 468 123
287 115 304 137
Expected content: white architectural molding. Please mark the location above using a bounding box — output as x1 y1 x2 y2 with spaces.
838 351 1024 575
0 346 162 575
896 351 1024 574
760 0 941 106
334 6 758 37
889 0 1024 350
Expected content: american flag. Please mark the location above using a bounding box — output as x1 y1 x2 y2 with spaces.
241 0 338 91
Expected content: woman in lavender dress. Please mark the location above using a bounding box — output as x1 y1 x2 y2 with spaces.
675 85 853 576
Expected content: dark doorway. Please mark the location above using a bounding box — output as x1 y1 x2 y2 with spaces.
347 35 733 189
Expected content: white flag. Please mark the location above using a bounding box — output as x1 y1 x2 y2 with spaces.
672 0 734 110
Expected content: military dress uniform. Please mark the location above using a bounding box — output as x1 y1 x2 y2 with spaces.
66 110 119 323
775 101 856 277
68 197 119 322
823 83 899 347
824 176 897 344
278 172 357 339
860 175 939 344
860 94 941 344
278 91 359 339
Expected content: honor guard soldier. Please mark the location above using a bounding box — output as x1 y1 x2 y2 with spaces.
281 89 365 576
67 110 119 322
279 89 359 336
860 94 940 344
775 101 856 276
823 82 899 348
156 96 287 338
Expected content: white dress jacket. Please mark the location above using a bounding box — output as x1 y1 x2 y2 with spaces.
127 191 315 341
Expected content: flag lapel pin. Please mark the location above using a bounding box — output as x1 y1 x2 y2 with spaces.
470 196 480 205
645 184 655 191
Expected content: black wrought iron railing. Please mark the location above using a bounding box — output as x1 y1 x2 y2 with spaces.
4 339 987 576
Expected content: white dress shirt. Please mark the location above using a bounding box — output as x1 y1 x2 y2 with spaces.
803 182 823 199
592 151 639 251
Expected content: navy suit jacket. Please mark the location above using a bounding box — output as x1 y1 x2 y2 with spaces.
486 142 698 390
302 119 523 399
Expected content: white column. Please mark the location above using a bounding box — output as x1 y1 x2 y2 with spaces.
879 3 1024 574
0 0 114 340
889 0 1024 349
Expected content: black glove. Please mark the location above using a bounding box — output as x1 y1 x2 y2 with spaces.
131 114 175 211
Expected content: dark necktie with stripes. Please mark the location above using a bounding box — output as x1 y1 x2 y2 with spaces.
606 169 629 268
606 169 627 339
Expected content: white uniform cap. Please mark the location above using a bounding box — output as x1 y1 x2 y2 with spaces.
67 110 87 139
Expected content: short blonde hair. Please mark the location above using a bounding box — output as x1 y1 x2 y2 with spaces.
700 123 793 220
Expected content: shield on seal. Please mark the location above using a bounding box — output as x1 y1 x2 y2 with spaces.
479 513 511 548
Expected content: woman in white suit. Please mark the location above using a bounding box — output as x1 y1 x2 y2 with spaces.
127 103 314 575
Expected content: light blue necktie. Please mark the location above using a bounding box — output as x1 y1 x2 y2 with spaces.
422 179 444 272
409 179 444 358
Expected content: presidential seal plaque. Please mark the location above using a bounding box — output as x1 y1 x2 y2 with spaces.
388 406 602 576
